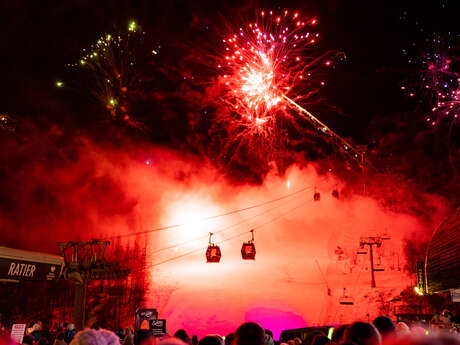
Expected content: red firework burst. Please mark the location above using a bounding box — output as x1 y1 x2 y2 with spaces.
214 10 340 154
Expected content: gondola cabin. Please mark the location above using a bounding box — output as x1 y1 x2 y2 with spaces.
206 233 221 263
314 192 321 201
241 229 256 260
206 245 221 263
241 242 256 260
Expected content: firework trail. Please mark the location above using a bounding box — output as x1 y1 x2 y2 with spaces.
61 21 160 127
211 10 351 163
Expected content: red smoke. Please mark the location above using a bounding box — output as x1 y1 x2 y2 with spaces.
0 125 449 338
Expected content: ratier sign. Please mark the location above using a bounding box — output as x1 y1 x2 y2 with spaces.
10 324 26 344
0 257 61 281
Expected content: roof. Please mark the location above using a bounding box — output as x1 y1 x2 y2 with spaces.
0 246 63 266
426 209 460 293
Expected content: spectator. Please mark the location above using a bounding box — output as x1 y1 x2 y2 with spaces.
174 330 191 345
65 325 76 344
115 328 124 340
198 336 223 345
191 336 198 345
235 322 265 345
373 317 396 341
331 325 348 344
395 323 410 336
22 335 34 345
311 335 330 345
30 324 42 342
70 329 120 345
225 334 234 345
264 331 273 341
264 333 274 345
343 322 381 345
54 333 66 345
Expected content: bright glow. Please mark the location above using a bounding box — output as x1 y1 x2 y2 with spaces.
327 327 334 340
414 286 424 296
166 198 223 244
109 98 117 107
56 81 63 88
286 180 291 189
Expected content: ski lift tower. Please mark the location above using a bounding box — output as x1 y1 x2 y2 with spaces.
58 240 130 330
358 236 389 288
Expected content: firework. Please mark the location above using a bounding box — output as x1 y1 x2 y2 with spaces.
402 33 460 126
65 21 160 126
211 10 349 161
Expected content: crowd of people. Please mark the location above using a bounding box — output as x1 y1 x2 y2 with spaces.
2 316 460 345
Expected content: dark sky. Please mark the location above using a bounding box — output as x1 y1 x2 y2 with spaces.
1 0 456 121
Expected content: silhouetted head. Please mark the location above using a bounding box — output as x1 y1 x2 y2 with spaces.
373 317 395 340
192 335 199 345
235 322 265 345
225 333 235 345
311 334 330 345
344 322 381 345
331 325 348 344
199 335 223 345
174 330 191 344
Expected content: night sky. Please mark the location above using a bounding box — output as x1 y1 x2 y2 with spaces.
0 0 459 203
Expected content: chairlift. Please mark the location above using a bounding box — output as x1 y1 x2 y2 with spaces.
357 246 368 255
339 288 355 305
373 259 385 271
241 230 256 260
332 184 339 199
206 233 221 263
313 187 321 201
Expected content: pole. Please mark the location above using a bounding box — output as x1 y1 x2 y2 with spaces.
369 244 376 288
74 280 87 330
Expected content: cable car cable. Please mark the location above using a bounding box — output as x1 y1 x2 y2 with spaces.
102 179 326 240
142 194 313 268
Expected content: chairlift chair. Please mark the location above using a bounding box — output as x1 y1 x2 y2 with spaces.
339 288 355 305
241 230 256 260
206 233 221 263
373 258 385 271
357 246 368 255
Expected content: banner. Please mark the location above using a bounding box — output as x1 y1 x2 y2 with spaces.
0 257 61 281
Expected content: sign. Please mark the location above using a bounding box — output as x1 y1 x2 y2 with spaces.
417 261 426 293
10 324 26 344
0 257 61 281
149 319 166 337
